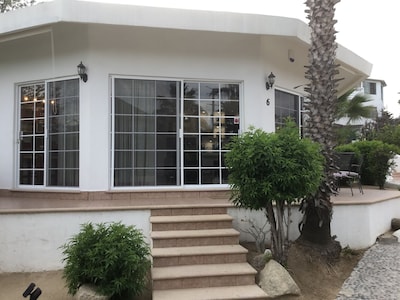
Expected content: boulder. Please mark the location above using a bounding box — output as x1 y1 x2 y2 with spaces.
75 284 110 300
259 259 301 298
391 218 400 231
392 229 400 241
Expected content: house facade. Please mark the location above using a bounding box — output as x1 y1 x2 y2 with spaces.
0 0 372 271
0 0 372 193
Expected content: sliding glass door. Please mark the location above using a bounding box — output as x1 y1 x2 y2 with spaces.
18 79 80 187
113 79 180 186
112 78 240 187
183 82 239 185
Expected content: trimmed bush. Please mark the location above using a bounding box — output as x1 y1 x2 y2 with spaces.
336 140 398 189
61 222 151 300
225 122 324 265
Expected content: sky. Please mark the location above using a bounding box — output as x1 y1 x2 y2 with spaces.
41 0 400 116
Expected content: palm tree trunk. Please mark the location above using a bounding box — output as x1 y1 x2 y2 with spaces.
299 0 341 254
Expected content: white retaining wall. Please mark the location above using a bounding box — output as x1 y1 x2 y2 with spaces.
1 198 400 272
0 210 150 273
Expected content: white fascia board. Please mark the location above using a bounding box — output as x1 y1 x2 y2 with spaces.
0 0 309 38
0 0 371 78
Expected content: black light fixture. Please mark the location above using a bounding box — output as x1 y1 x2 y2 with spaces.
265 72 276 90
77 61 88 82
23 282 42 300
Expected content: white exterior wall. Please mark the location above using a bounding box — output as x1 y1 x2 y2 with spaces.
0 210 150 272
0 23 300 191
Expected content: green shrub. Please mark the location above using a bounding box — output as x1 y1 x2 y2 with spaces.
61 222 151 300
225 122 324 265
336 140 398 189
375 124 400 148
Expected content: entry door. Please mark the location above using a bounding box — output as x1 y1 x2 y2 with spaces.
182 82 240 185
18 79 80 187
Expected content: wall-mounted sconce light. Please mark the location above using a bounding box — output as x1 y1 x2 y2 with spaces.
265 72 275 90
288 49 295 63
77 61 88 82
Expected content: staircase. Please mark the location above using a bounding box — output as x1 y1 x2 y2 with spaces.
151 205 267 300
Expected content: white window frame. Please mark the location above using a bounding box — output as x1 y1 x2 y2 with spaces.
110 76 242 189
16 76 80 189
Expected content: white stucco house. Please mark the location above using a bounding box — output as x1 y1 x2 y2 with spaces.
0 0 374 275
362 78 386 118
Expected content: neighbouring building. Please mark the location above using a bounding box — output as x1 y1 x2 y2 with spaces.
362 78 386 118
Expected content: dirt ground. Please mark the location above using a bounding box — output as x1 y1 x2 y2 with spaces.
244 242 365 300
0 242 363 300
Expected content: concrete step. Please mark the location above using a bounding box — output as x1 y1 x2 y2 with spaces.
151 228 240 248
150 206 264 300
152 244 248 267
153 285 267 300
151 206 227 216
152 263 257 290
151 214 234 231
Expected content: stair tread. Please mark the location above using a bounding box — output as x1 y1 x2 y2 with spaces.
153 285 267 300
152 244 247 257
151 214 233 223
152 263 257 279
151 228 239 239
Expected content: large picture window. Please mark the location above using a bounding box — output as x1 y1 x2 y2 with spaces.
18 79 79 187
111 78 240 187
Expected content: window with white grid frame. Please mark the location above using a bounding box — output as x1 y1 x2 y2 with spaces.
111 78 240 187
18 79 79 187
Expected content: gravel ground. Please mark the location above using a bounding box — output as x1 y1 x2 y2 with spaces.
337 241 400 300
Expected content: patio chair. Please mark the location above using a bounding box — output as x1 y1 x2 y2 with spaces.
333 152 363 196
348 155 364 194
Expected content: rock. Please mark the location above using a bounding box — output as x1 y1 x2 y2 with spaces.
252 254 267 271
259 259 301 298
391 218 400 231
264 249 272 256
392 229 400 241
75 284 110 300
377 232 398 244
252 249 273 271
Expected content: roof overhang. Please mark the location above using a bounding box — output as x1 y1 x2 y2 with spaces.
0 0 372 91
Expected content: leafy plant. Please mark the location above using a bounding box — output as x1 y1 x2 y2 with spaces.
225 121 324 265
61 222 151 300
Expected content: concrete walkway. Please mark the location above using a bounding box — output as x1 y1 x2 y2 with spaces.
337 241 400 300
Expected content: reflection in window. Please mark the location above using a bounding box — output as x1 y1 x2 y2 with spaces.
183 81 240 185
47 79 79 187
